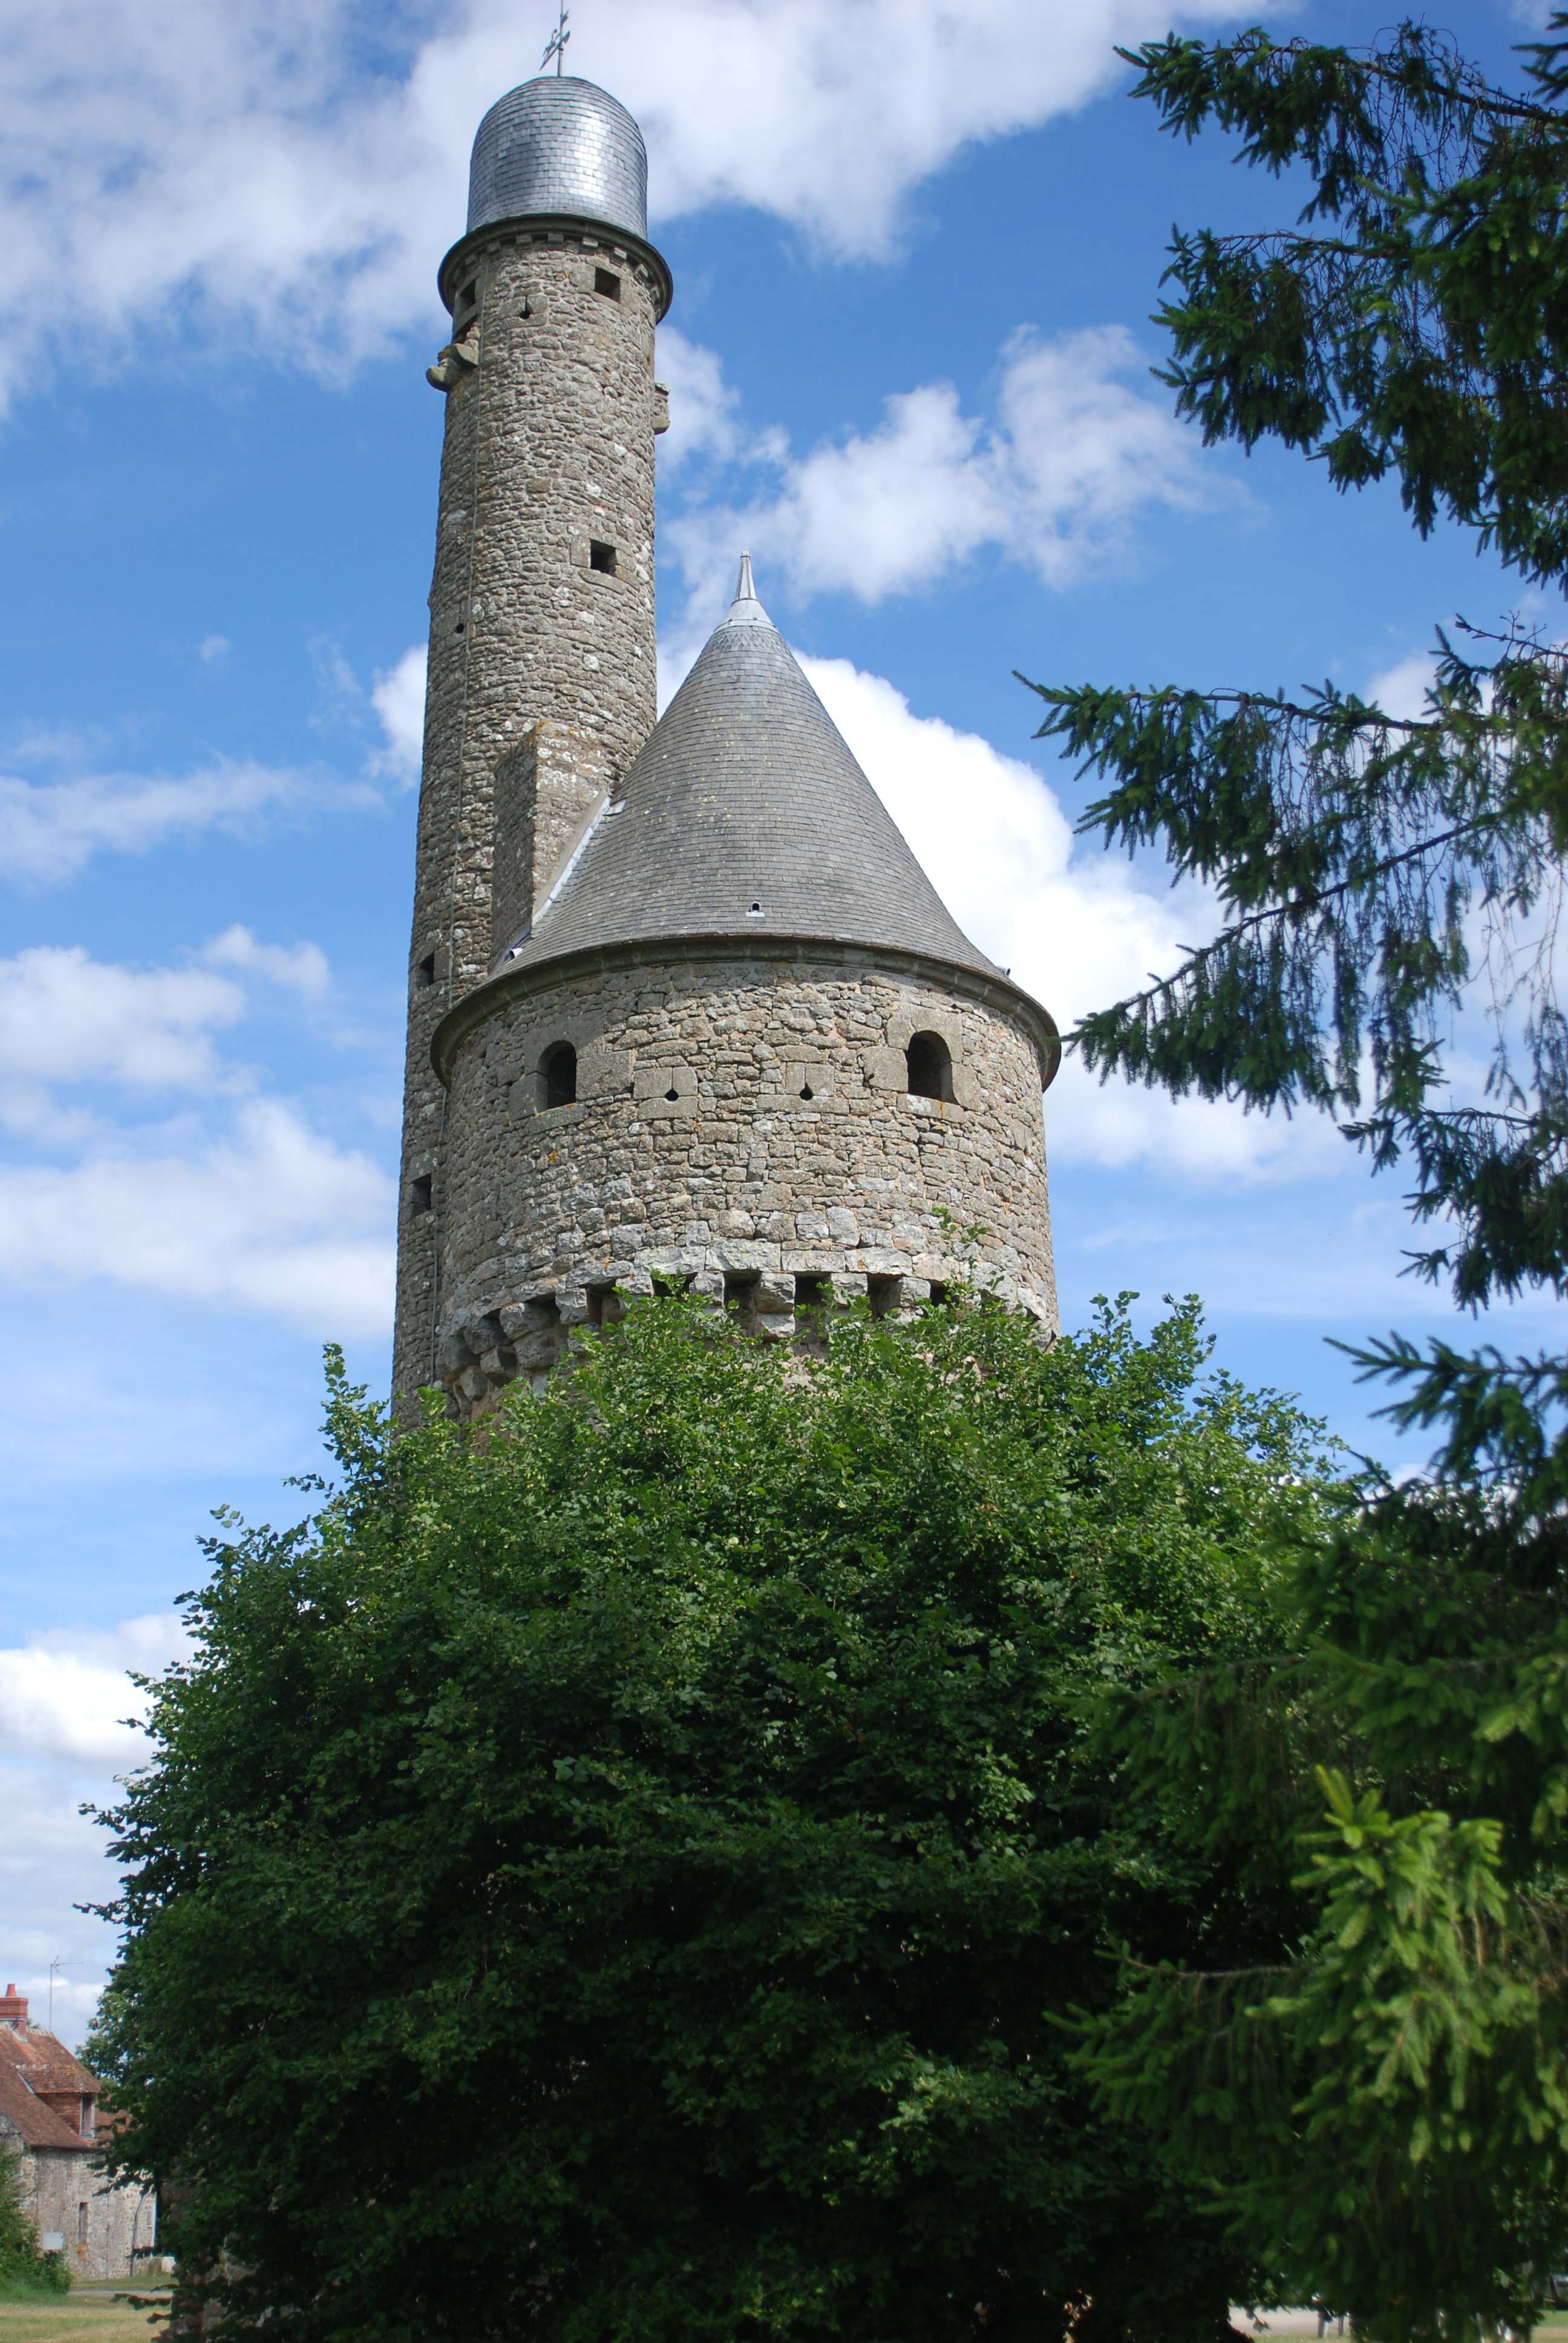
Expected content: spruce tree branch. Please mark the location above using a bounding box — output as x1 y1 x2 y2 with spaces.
1073 815 1506 1035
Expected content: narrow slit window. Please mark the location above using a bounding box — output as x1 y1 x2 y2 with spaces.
594 267 621 300
589 539 617 576
458 279 477 312
410 1174 433 1217
906 1031 954 1102
724 1270 759 1322
541 1040 577 1109
77 2205 88 2246
586 1283 621 1329
416 952 436 989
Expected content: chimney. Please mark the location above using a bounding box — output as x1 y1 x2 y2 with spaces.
0 1982 27 2032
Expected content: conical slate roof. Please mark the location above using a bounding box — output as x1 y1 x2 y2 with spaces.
499 561 1001 980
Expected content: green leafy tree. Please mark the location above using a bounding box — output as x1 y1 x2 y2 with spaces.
92 1299 1338 2343
1022 17 1568 1330
0 2141 70 2296
1014 19 1568 2333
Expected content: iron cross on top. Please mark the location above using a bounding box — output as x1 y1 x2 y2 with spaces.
540 4 570 74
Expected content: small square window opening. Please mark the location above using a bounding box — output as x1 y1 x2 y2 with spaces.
724 1270 760 1323
594 267 621 300
416 952 436 989
410 1174 433 1217
867 1276 901 1319
589 540 618 575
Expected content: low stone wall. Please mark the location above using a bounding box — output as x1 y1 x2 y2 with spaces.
419 943 1058 1407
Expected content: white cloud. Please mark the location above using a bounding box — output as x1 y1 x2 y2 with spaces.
0 0 1233 413
0 945 245 1112
624 1 1228 259
201 925 330 998
0 1615 193 2047
0 936 335 1138
368 644 428 785
0 1099 395 1332
198 633 231 663
0 939 386 1323
667 327 1224 614
802 654 1345 1182
655 326 748 470
0 1759 123 2044
0 1616 185 1766
1367 649 1439 722
0 756 339 885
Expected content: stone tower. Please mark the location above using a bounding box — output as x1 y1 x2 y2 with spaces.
394 73 1060 1409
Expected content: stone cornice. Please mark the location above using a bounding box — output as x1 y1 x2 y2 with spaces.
431 932 1062 1092
437 214 674 321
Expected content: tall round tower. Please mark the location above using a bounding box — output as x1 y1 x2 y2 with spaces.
395 79 1061 1410
394 74 671 1397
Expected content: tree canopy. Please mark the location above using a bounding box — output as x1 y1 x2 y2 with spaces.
1014 21 1568 2335
1022 17 1568 1337
93 1299 1339 2343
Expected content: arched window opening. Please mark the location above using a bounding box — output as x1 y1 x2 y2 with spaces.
906 1031 953 1101
541 1040 577 1109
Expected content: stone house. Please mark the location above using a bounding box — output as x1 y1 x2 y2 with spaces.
0 1981 156 2280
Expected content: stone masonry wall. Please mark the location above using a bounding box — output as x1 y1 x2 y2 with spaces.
491 719 611 958
394 223 664 1398
430 949 1057 1409
8 2141 157 2281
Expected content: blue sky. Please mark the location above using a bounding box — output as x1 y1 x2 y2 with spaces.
0 0 1558 2039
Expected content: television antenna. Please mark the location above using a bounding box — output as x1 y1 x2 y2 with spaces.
48 1955 60 2033
540 4 570 74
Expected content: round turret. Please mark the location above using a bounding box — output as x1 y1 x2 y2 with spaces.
467 76 648 241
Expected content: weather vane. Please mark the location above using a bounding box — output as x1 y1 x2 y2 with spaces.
540 2 570 74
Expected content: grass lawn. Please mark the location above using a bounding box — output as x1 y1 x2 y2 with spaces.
0 2287 168 2343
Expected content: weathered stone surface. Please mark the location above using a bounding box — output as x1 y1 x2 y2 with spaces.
393 224 664 1400
427 951 1057 1405
392 82 1061 1418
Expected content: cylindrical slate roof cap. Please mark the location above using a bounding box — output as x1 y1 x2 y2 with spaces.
466 76 648 241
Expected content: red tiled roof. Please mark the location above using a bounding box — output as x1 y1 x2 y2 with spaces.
0 2021 97 2096
0 2060 90 2154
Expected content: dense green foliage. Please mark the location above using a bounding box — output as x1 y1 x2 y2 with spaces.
1011 19 1568 2335
1021 18 1568 1336
1076 1457 1568 2339
93 1298 1338 2343
0 2143 69 2296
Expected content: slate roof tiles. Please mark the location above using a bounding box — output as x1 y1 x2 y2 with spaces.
498 562 1002 981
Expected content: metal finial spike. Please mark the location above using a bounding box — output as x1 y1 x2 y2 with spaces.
722 551 770 629
540 2 570 74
